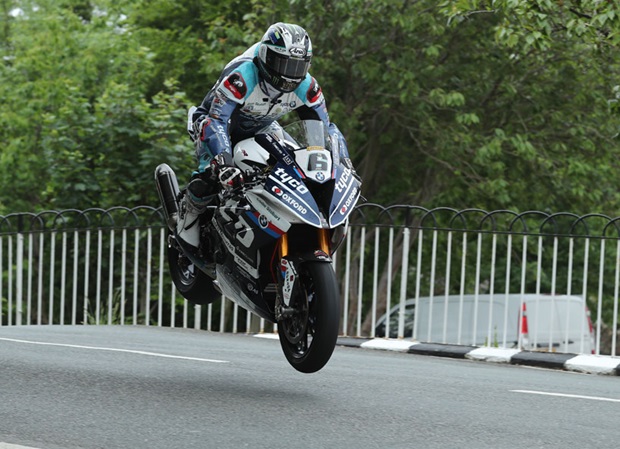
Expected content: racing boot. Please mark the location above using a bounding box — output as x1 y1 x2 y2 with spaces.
175 178 213 251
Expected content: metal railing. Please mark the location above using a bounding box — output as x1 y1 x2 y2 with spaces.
1 205 619 356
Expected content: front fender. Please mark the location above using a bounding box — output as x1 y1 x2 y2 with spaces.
292 249 333 264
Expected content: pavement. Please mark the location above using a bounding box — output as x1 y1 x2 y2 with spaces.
334 337 620 376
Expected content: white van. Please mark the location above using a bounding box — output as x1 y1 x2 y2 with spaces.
374 294 595 354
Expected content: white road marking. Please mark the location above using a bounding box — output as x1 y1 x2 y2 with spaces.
0 443 42 449
0 337 229 364
511 390 620 403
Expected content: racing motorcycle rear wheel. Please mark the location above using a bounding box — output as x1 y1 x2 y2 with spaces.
278 261 340 373
168 236 220 306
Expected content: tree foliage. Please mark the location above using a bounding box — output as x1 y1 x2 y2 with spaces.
0 0 619 215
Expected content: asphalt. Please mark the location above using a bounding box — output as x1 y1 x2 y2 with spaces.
332 337 620 376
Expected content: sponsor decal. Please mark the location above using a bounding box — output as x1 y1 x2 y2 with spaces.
307 78 323 104
281 259 297 306
241 102 269 114
213 218 235 254
269 30 282 45
213 123 230 148
255 135 293 165
251 195 284 223
289 47 306 58
258 214 269 228
270 184 307 215
280 192 307 215
209 94 225 119
273 167 309 194
246 211 284 239
236 257 258 278
335 167 352 193
340 187 358 215
247 282 259 295
223 72 247 100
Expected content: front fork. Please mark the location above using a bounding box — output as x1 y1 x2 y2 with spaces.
278 228 331 259
275 229 331 320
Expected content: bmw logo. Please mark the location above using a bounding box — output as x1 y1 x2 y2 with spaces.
316 172 325 181
258 215 269 228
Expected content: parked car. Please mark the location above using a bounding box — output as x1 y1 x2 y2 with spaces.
374 294 595 354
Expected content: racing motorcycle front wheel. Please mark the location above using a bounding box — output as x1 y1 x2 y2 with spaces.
278 261 340 373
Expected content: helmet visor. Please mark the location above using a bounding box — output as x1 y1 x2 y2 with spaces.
265 48 310 79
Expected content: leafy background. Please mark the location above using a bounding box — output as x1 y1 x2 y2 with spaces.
1 0 619 215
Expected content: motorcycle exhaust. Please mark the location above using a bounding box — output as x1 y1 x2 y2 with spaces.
154 163 181 232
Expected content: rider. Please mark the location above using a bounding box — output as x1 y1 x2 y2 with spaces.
177 22 353 250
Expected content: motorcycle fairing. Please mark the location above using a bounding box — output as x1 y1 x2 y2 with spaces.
264 163 324 227
328 164 361 228
293 147 333 184
213 208 278 321
244 210 286 239
254 133 294 166
215 264 275 322
245 189 293 233
212 210 260 279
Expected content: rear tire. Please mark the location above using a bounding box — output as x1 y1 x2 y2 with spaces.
168 238 220 305
278 262 340 373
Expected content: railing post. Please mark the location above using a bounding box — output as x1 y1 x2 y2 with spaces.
397 227 410 339
356 226 366 337
16 224 24 326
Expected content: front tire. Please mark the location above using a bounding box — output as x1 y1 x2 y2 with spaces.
278 262 340 373
168 238 220 305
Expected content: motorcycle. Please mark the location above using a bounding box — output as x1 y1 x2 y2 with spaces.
154 118 362 373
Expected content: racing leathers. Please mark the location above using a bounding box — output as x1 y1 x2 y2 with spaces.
177 43 351 250
190 43 350 171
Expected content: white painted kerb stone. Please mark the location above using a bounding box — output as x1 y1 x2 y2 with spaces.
466 347 521 363
361 339 418 352
565 355 620 375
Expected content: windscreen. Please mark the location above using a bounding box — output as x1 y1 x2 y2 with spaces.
280 120 332 153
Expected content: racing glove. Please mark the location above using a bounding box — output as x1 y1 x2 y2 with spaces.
211 153 244 191
217 166 244 190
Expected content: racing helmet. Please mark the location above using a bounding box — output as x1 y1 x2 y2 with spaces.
257 23 312 93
